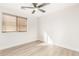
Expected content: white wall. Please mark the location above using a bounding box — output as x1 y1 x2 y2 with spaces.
39 4 79 51
0 7 38 50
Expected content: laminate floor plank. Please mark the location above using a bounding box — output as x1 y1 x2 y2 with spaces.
0 42 79 56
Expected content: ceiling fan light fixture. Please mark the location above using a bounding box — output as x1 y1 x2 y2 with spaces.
21 3 49 14
34 8 38 10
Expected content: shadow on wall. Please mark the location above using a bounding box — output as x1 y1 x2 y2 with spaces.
43 32 54 45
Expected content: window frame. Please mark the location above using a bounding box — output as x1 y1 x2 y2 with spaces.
2 13 27 33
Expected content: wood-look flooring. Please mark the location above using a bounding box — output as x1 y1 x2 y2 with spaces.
0 40 79 56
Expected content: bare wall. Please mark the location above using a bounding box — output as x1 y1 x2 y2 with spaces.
39 4 79 51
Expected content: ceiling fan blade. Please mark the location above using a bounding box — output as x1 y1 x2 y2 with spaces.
38 3 49 8
32 3 37 7
32 10 36 14
38 9 46 13
21 6 34 9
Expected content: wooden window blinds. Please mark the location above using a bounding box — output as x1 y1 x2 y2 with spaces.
2 13 27 32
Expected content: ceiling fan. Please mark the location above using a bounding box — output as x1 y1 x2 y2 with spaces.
21 3 49 14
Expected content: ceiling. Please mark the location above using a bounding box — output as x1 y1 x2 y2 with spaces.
0 3 77 17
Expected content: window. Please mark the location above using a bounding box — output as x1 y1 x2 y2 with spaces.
16 17 27 32
2 13 27 32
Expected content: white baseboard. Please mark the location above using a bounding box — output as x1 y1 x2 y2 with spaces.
55 43 79 52
0 40 40 50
